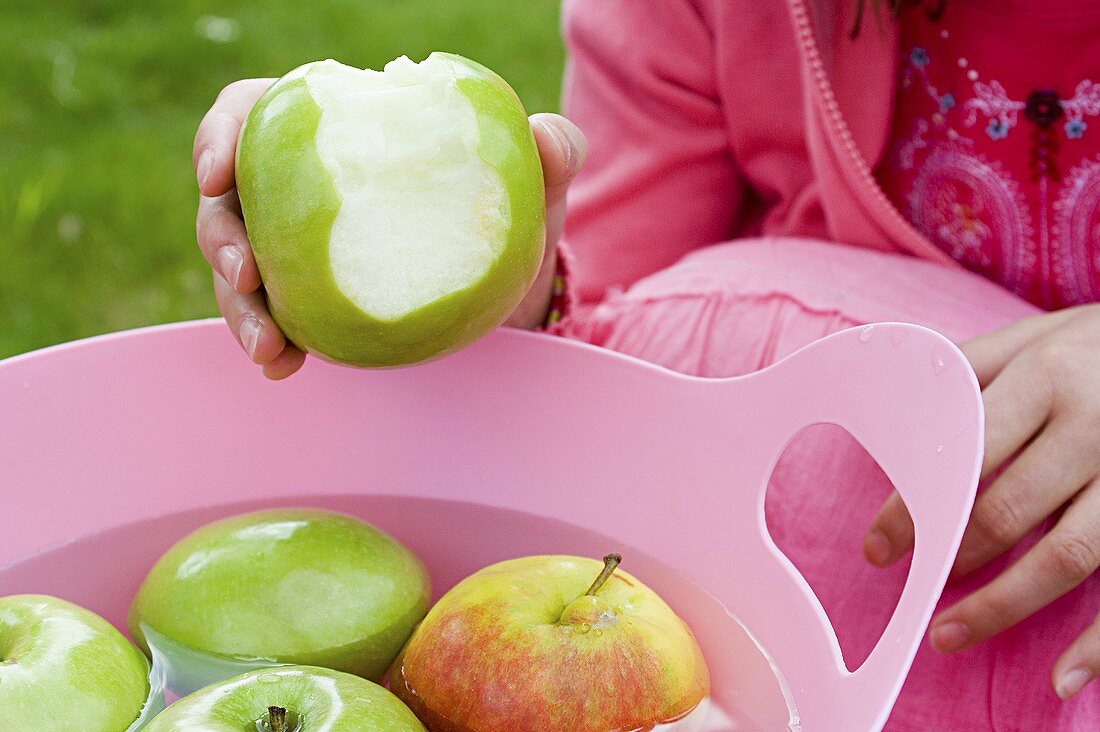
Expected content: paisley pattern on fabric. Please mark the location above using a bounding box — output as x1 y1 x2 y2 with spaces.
907 145 1034 295
883 37 1100 308
1052 158 1100 303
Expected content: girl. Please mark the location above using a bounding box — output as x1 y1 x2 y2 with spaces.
193 1 1100 727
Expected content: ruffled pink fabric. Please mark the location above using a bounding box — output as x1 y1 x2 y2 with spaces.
560 238 1100 730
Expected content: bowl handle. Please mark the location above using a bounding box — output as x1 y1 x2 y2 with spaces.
707 323 984 731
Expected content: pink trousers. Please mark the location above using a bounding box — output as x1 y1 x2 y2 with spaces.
562 238 1098 731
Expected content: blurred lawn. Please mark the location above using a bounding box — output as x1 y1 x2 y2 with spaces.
0 0 565 358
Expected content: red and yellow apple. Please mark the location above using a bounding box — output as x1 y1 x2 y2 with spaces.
389 554 710 731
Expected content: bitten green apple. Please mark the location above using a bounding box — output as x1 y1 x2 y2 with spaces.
236 53 545 367
389 554 711 731
129 509 430 697
0 594 153 732
145 666 425 732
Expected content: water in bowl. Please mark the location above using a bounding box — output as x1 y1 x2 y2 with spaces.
0 494 799 731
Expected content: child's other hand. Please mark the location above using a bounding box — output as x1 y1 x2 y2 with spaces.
194 80 586 380
864 304 1100 700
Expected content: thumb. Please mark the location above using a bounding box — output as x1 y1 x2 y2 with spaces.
529 113 587 246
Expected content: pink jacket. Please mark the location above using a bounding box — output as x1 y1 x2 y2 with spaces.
560 0 961 309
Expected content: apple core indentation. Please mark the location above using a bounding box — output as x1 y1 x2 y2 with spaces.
304 56 510 321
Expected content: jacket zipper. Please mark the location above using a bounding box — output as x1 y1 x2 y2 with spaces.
787 0 955 266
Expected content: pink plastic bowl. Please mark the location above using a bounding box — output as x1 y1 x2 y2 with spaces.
0 320 982 731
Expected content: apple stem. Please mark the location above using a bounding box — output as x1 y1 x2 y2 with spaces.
584 553 622 597
268 706 288 732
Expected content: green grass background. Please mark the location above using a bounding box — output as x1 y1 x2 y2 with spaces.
0 0 565 358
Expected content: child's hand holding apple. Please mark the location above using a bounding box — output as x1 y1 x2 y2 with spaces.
193 56 586 377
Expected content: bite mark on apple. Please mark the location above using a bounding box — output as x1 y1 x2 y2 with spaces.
304 57 510 322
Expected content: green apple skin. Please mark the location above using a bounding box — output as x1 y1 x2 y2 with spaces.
145 665 425 731
129 509 430 692
235 53 546 368
0 594 151 732
389 556 711 732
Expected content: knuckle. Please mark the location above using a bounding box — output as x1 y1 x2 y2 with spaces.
195 208 220 250
217 79 252 100
961 590 1017 633
973 493 1024 547
1045 533 1100 585
205 110 242 133
884 501 914 538
196 110 242 150
1034 338 1072 370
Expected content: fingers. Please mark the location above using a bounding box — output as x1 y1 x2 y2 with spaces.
863 491 914 567
197 191 261 294
212 272 288 366
961 308 1082 387
930 478 1100 654
194 78 275 197
953 419 1100 578
262 345 307 381
1053 613 1100 699
864 346 1056 567
214 271 305 379
529 113 587 247
979 348 1055 480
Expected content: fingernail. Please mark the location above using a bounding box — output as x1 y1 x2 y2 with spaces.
1056 668 1092 699
239 317 262 361
217 245 244 290
864 530 893 566
562 119 588 169
931 621 971 652
536 116 586 175
537 118 572 171
197 149 213 190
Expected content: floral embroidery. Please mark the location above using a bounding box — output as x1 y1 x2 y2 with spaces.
887 36 1100 307
986 119 1010 140
897 119 931 170
1062 80 1100 128
964 81 1026 138
960 79 1100 145
1025 90 1065 128
1066 119 1088 139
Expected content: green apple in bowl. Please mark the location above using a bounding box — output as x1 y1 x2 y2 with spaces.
236 53 545 367
129 508 430 697
389 554 711 731
0 594 155 731
145 666 425 731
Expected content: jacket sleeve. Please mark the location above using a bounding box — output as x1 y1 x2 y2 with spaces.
558 0 746 307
